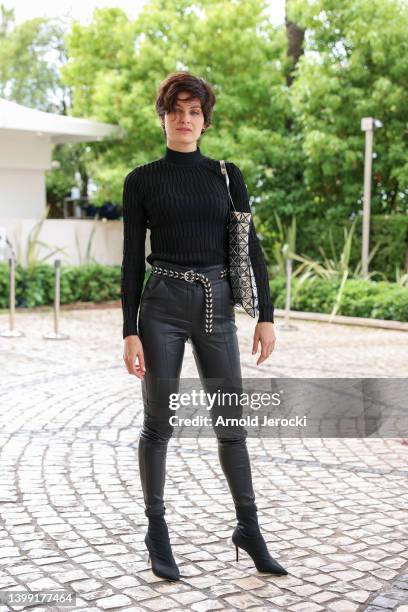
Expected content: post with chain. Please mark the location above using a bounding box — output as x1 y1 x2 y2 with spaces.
0 255 24 338
43 259 69 340
280 256 298 331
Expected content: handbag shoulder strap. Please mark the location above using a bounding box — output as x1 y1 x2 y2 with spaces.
219 160 237 212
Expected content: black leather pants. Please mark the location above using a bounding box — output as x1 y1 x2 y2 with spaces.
138 260 257 519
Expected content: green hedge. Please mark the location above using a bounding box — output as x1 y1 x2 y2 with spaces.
0 263 124 308
270 276 408 322
1 263 407 322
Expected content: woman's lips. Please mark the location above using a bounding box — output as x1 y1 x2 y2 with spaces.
177 128 192 132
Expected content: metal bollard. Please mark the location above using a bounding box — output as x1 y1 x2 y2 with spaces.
0 256 25 338
43 259 69 340
280 257 298 331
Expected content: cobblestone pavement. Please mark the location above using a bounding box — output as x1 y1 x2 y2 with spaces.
0 305 407 611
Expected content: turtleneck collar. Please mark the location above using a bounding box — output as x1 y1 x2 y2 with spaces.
163 145 204 165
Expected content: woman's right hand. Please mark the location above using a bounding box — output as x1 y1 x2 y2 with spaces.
123 335 146 379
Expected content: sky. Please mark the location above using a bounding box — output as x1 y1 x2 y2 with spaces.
8 0 286 26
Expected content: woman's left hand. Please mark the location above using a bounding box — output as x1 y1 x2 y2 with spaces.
252 322 276 365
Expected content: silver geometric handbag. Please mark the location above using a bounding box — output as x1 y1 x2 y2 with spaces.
219 160 259 318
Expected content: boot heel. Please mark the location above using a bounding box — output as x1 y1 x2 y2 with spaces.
147 551 150 564
232 524 288 575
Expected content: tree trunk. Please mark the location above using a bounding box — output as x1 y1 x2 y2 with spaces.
285 0 305 88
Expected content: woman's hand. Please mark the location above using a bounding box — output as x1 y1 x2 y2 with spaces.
123 335 146 379
252 322 276 365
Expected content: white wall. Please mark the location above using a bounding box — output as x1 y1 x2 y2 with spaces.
0 168 46 219
0 218 151 267
0 129 51 219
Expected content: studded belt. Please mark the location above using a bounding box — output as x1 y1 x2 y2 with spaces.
150 263 229 334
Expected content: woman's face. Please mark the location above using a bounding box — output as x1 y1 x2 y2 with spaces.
163 91 205 147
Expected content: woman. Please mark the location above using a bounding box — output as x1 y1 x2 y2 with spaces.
121 71 287 581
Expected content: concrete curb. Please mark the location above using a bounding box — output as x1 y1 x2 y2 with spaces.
271 307 408 332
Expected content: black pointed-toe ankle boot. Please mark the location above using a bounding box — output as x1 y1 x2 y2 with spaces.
232 505 288 575
145 515 180 581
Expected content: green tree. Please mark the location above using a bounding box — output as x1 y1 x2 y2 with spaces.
0 3 68 111
3 0 408 256
288 0 408 221
61 0 305 221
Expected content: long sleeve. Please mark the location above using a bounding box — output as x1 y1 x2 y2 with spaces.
120 170 147 338
227 162 274 324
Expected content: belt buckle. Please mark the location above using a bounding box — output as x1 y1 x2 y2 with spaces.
183 269 195 283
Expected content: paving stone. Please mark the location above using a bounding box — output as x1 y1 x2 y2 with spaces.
182 575 222 589
304 557 327 569
321 563 349 572
394 582 408 591
232 576 264 589
1 308 408 611
106 575 140 588
69 578 104 593
286 583 322 597
333 569 365 581
383 558 407 569
354 577 384 591
306 573 336 586
122 585 158 600
80 588 115 602
328 601 360 612
97 594 133 609
170 590 208 605
143 596 182 610
326 581 354 594
310 591 338 604
347 589 371 603
189 600 226 611
58 570 89 582
249 583 281 597
361 549 390 561
25 577 61 589
351 561 381 571
268 593 302 606
208 583 239 597
371 569 400 581
223 593 264 608
288 603 325 612
241 608 281 612
386 590 408 601
195 560 225 571
370 595 400 608
327 554 360 563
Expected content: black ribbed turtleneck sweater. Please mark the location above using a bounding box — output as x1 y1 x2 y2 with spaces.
121 145 274 338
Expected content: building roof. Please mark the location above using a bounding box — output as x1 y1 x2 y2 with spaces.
0 97 125 144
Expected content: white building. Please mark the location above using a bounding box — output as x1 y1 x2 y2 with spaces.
0 97 123 219
0 98 128 266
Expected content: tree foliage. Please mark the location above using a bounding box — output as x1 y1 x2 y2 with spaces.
288 0 408 219
0 4 68 111
1 0 407 236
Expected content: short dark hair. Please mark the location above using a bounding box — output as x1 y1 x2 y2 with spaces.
155 71 216 132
